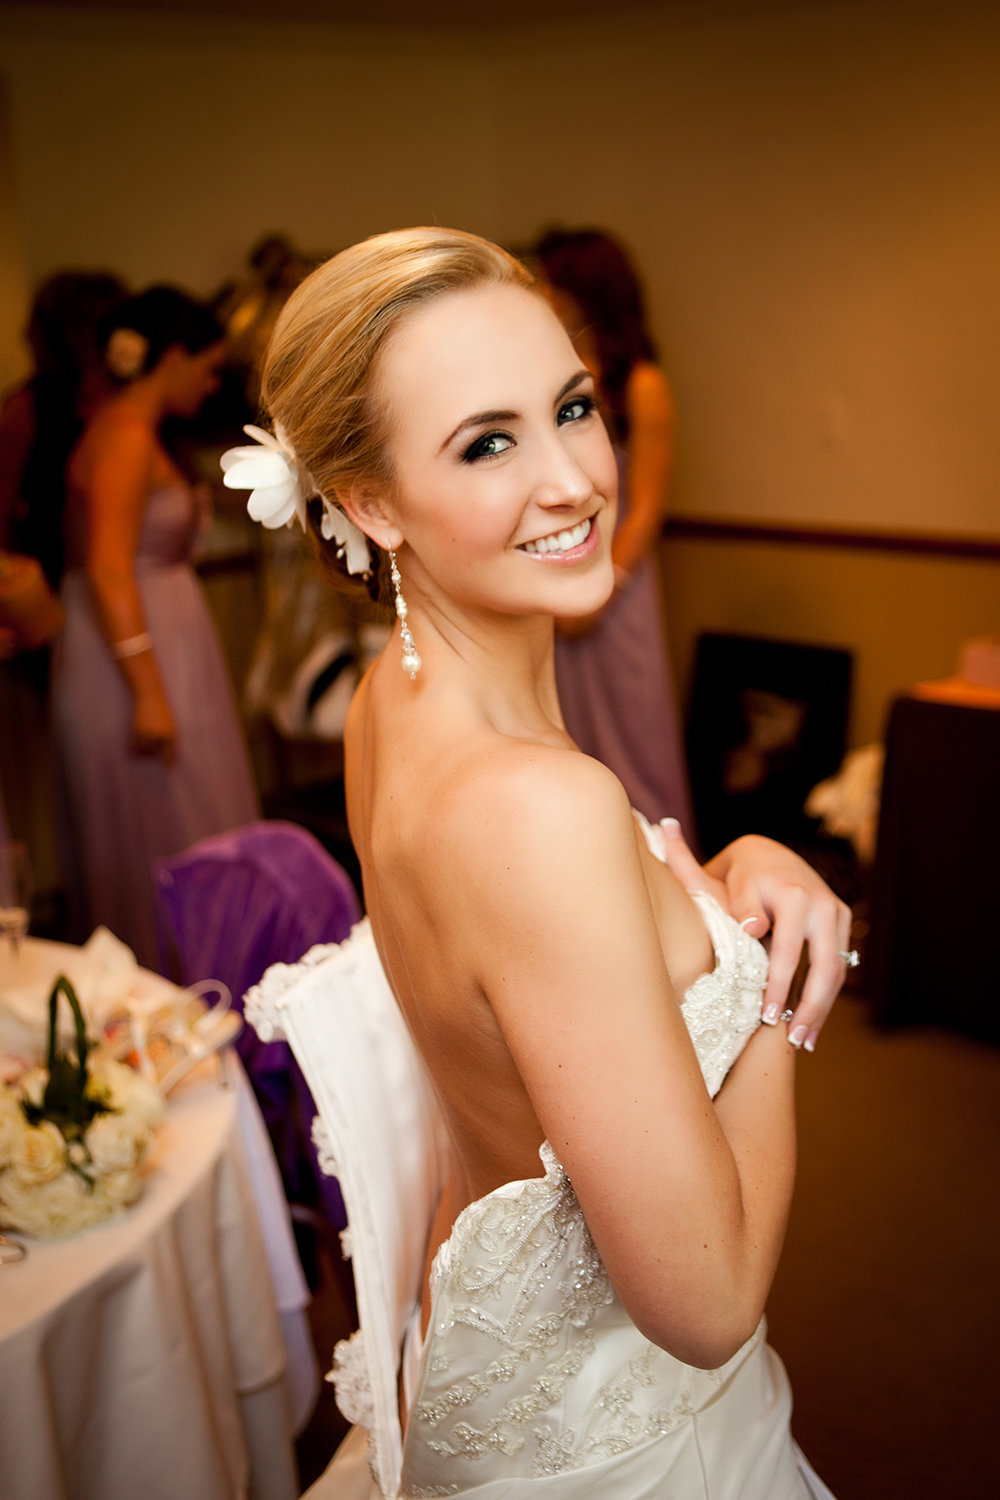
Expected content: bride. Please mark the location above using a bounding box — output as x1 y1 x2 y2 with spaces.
236 228 848 1497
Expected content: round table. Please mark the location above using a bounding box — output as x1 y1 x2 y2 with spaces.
0 937 313 1500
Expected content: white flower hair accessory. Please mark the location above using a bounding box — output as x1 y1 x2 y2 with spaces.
105 327 148 380
221 424 307 529
220 424 370 575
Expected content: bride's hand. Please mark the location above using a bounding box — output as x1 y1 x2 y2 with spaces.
655 820 853 1051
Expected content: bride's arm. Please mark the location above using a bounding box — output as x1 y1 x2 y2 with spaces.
655 819 852 1051
456 752 797 1371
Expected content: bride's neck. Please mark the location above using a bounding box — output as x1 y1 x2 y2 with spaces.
398 598 565 740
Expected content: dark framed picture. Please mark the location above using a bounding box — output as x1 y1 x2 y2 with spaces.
686 632 853 854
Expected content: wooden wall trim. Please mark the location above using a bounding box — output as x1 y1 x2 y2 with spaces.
664 516 1000 562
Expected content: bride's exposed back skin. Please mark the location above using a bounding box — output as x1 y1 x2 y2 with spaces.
255 229 849 1494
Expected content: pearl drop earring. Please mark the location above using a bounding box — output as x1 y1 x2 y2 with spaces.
389 550 421 679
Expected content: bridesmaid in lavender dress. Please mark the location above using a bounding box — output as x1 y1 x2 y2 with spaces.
52 288 259 968
535 229 695 835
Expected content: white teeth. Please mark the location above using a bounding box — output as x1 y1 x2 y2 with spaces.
521 518 591 555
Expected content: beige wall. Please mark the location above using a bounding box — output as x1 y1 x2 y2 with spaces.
1 0 996 748
0 7 498 294
0 78 31 393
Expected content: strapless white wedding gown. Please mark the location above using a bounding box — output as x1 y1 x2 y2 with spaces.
248 815 834 1499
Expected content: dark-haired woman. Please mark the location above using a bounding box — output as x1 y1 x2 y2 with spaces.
534 228 695 836
0 269 127 588
52 287 259 965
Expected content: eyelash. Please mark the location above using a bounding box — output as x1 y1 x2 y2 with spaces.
459 393 598 464
558 393 598 425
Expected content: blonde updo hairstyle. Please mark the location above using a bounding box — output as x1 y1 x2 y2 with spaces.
261 227 536 598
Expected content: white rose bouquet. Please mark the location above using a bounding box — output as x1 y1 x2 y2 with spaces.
0 975 164 1238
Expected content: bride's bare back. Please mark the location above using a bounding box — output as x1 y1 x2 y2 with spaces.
344 646 717 1312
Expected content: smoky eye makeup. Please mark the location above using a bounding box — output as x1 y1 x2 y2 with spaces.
460 430 515 464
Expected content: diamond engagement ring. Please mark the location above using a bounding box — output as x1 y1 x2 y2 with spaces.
839 949 860 968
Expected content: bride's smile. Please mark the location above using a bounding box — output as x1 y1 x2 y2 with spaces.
517 514 596 557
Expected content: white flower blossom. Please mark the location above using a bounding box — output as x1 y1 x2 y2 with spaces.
88 1056 165 1129
220 425 370 574
319 497 371 576
93 1165 144 1213
11 1120 67 1185
84 1111 144 1174
220 424 309 530
0 1164 105 1237
105 327 148 380
0 1090 25 1167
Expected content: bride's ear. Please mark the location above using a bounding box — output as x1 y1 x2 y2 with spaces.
339 483 404 554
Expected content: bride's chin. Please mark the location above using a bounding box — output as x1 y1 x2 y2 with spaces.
558 571 615 618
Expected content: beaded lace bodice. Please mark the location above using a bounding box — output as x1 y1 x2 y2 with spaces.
399 828 772 1497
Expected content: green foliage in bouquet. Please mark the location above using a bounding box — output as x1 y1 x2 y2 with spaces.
22 976 113 1143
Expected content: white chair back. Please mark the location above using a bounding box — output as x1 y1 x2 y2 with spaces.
245 919 450 1498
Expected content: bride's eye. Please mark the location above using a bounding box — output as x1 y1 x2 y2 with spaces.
557 394 597 425
461 430 514 463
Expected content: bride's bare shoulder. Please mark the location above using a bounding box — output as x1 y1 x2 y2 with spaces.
437 741 638 884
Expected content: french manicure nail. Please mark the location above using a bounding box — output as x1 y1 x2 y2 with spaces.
659 817 680 833
804 1031 818 1053
740 914 763 931
762 1003 780 1025
788 1025 808 1049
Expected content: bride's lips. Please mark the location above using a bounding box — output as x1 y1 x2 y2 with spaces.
517 514 600 563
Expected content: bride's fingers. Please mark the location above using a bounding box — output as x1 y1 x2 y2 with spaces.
759 883 810 1022
768 891 853 1050
791 896 854 1049
713 858 771 939
656 819 727 901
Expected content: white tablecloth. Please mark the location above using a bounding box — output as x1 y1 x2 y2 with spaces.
0 939 318 1500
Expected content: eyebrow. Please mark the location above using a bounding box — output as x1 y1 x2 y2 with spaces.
438 369 593 453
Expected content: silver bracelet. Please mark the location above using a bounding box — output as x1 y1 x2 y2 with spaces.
112 632 153 659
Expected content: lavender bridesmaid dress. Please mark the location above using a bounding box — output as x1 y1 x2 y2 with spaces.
555 453 695 835
52 481 260 968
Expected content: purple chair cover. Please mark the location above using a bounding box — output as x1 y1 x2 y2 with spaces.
154 820 362 1230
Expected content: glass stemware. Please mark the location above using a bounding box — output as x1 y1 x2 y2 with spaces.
0 1232 27 1264
0 841 32 959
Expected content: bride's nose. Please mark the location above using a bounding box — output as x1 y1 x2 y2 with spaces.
531 439 593 511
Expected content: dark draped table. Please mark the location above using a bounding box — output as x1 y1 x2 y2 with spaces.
869 692 1000 1043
